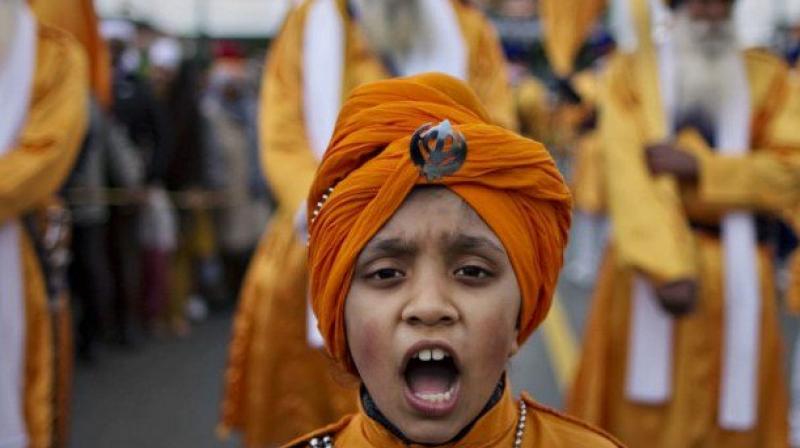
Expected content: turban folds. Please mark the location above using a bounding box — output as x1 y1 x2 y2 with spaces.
308 73 572 372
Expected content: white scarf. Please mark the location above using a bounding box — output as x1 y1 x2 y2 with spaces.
625 6 761 431
301 0 467 347
0 5 36 447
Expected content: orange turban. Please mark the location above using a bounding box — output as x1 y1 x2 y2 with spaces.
308 73 572 372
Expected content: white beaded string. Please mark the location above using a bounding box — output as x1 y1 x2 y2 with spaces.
307 400 528 447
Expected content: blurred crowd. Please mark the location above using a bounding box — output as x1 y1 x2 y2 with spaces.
65 20 273 361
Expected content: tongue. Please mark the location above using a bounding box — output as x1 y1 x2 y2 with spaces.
406 364 452 395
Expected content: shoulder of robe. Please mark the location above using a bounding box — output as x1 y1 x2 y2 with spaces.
33 22 88 95
743 49 790 113
451 0 493 41
520 393 626 447
36 22 85 64
280 414 354 448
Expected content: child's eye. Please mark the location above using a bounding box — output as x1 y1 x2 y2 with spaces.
454 266 492 279
367 268 404 281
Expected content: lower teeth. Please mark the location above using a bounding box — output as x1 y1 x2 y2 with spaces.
417 389 453 403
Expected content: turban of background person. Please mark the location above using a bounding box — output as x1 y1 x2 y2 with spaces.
307 73 572 373
29 0 112 107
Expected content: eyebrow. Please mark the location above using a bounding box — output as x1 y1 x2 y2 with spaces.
441 234 507 257
358 238 419 263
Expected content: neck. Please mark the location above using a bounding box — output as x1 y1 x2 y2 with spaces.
349 0 428 62
361 376 507 446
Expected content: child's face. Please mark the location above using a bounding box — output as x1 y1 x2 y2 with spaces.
345 187 521 444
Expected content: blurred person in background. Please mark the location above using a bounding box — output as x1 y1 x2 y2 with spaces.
32 0 144 365
219 0 516 445
103 19 170 343
140 36 185 335
0 0 88 446
204 42 271 303
153 36 229 335
569 0 800 446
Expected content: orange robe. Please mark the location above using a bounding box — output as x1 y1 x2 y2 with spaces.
568 48 800 447
29 0 111 108
284 383 624 448
219 1 516 446
1 24 88 447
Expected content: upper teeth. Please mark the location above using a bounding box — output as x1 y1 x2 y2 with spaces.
415 348 449 361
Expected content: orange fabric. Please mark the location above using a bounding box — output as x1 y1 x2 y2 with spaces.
306 73 572 372
29 0 112 108
283 383 624 447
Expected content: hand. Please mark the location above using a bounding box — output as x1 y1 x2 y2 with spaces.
655 279 698 317
645 143 699 182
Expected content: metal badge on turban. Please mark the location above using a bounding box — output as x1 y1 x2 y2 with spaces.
410 119 467 181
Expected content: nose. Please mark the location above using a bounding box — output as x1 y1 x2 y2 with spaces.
401 271 459 327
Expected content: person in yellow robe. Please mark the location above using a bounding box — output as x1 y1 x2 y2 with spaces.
0 1 88 447
28 2 113 444
568 0 800 446
284 72 622 448
219 1 516 445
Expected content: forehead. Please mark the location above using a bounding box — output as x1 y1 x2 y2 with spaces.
371 187 503 247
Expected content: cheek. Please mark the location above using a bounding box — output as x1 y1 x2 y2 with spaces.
349 318 382 368
345 289 394 378
479 312 517 365
466 287 520 367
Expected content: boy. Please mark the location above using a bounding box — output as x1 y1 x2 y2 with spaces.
287 73 623 447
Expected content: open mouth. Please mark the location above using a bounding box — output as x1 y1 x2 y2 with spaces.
402 344 461 416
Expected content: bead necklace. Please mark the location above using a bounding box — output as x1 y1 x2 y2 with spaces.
308 400 528 447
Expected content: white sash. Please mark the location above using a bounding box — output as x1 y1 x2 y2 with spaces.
0 5 36 448
301 0 467 347
625 11 761 430
715 53 759 431
625 0 678 405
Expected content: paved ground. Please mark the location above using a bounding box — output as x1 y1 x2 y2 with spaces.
70 311 240 448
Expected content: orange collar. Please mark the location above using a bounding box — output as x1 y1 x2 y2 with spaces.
349 382 519 448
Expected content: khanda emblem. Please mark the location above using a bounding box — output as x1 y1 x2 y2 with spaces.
410 119 467 182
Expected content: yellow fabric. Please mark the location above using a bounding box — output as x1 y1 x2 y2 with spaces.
284 384 624 448
571 131 606 213
570 243 789 448
515 77 550 141
569 48 800 447
2 24 88 448
220 2 516 445
453 1 518 130
539 0 606 76
774 62 800 314
598 50 697 284
20 231 53 448
29 0 112 108
0 26 89 224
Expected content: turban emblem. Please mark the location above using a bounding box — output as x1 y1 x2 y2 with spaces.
410 119 467 181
